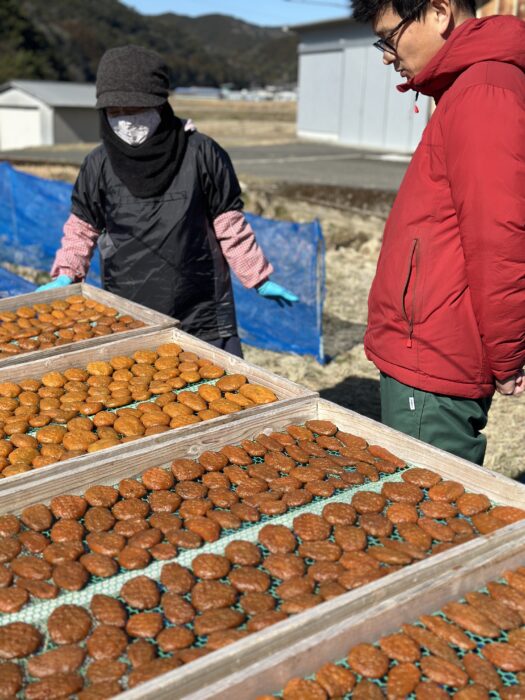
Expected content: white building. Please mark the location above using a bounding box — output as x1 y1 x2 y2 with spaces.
0 80 98 150
293 18 431 153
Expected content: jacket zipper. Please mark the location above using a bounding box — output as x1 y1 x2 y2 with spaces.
401 238 419 348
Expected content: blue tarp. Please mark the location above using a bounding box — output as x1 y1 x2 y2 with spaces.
0 267 36 298
0 162 325 362
234 213 325 363
0 162 101 285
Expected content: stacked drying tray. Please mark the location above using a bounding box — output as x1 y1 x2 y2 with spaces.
0 325 314 487
0 283 177 368
210 516 525 700
0 396 524 699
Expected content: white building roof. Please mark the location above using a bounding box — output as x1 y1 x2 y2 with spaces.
0 80 96 108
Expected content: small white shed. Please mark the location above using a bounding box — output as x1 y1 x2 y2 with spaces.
0 80 98 150
293 18 431 153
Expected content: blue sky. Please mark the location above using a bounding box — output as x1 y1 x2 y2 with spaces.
123 1 351 28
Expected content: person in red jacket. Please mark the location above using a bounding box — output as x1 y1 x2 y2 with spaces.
352 0 525 465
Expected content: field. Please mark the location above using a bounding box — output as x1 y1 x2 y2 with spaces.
14 99 524 479
172 96 297 146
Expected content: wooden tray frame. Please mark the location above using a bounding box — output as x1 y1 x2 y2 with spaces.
31 396 519 700
2 397 525 698
0 327 315 502
0 282 177 367
176 523 525 700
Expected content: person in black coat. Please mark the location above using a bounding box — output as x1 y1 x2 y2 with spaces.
38 46 297 357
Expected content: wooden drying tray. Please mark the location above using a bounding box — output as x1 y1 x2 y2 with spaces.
0 282 177 367
0 326 315 502
30 396 519 700
178 522 525 700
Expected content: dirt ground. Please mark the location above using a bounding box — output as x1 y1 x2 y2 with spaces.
12 101 524 479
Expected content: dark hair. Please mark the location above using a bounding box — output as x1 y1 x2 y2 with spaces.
352 0 476 22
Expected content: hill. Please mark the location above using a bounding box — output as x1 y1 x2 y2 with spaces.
0 0 298 87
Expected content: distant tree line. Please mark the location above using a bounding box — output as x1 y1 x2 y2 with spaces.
0 0 298 88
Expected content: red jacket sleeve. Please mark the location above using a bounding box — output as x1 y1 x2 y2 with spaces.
443 81 525 381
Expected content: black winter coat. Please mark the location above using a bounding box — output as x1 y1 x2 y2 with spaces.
71 131 243 340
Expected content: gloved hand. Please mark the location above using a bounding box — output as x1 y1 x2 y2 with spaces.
36 275 73 292
256 280 298 307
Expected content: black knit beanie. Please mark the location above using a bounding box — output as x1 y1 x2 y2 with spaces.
96 45 170 109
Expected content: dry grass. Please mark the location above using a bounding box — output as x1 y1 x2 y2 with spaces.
191 119 296 147
171 96 297 122
172 97 297 146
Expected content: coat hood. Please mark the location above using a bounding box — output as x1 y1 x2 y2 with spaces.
398 15 525 98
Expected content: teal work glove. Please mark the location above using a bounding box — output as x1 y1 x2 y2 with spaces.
256 280 299 307
36 275 73 292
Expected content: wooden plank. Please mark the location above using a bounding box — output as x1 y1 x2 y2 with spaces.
0 328 315 500
0 282 177 368
113 523 525 700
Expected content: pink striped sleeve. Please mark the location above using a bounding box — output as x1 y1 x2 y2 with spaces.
213 210 273 288
50 213 101 281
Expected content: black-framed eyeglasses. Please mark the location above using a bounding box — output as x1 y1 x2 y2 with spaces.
373 0 428 54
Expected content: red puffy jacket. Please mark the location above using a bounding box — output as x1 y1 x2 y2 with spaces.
365 15 525 399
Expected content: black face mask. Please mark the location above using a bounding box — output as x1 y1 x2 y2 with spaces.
99 103 188 199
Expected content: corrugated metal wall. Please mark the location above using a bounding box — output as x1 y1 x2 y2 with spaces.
297 23 429 152
297 51 343 138
338 44 426 151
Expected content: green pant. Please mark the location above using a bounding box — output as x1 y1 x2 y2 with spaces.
380 373 492 465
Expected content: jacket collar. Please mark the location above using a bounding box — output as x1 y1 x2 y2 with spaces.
397 15 525 101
